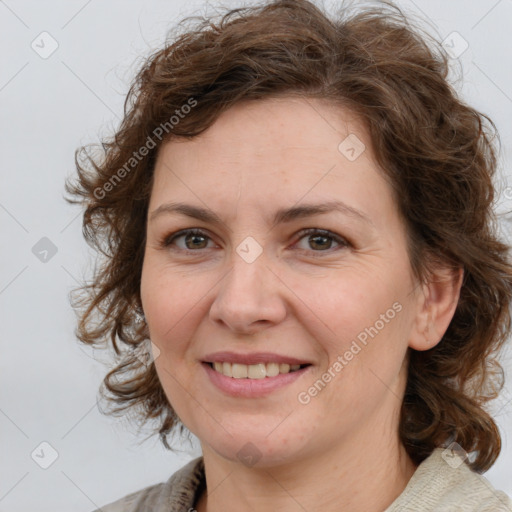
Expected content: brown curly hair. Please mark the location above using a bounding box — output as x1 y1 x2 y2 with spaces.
64 0 512 472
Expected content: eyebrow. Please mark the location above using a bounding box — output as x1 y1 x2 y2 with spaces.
149 200 374 228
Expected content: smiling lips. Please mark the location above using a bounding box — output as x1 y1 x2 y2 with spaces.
202 351 312 380
203 356 312 398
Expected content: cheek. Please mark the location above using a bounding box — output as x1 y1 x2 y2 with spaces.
303 273 401 349
141 263 204 342
301 271 411 400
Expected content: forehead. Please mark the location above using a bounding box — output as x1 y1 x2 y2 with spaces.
149 97 397 229
159 97 366 168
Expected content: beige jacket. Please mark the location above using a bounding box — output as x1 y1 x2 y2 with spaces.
94 448 512 511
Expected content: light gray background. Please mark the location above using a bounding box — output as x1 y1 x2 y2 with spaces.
1 0 511 510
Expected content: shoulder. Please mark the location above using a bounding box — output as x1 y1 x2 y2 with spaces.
91 456 205 512
386 448 512 512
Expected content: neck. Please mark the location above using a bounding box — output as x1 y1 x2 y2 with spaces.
195 419 417 512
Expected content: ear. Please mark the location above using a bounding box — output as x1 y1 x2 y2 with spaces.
408 265 464 351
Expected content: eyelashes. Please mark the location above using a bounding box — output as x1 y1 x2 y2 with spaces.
159 227 351 256
161 229 215 251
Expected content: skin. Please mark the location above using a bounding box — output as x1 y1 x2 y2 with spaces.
140 96 463 511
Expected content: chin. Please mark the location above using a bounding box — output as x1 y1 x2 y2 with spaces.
197 422 315 469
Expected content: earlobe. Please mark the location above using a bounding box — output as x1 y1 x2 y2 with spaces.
409 266 464 351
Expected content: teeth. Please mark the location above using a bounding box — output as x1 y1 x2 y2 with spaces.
222 361 233 377
248 363 266 379
266 362 280 377
232 363 248 378
211 362 305 378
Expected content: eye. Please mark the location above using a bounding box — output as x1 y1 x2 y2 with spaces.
293 228 350 254
160 227 350 256
161 229 216 252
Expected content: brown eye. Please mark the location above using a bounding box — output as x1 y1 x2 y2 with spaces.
160 227 350 256
162 229 214 251
294 228 350 253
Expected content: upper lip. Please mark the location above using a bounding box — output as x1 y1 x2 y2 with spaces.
202 351 312 366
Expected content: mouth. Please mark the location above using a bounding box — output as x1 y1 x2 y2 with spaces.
205 361 311 379
201 351 314 396
202 358 313 397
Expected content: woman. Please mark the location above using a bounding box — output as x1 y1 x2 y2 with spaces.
65 0 512 510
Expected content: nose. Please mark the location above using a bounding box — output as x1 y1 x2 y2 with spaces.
209 247 287 336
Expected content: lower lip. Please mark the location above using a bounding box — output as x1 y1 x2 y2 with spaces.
202 362 311 398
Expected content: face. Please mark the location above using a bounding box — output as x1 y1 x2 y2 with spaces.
140 96 424 467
